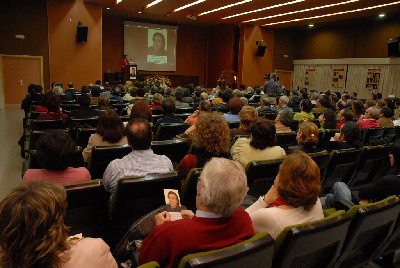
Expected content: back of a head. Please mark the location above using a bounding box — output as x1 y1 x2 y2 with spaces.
164 87 172 96
34 85 43 94
352 100 364 114
340 121 361 146
318 98 330 109
52 86 63 96
131 101 152 122
68 82 74 88
228 97 244 115
28 84 36 94
136 87 146 97
37 129 75 171
367 106 380 120
381 106 394 118
239 106 258 128
162 96 176 114
279 95 289 105
152 93 163 105
341 108 354 122
77 94 91 107
198 158 248 217
278 109 294 127
221 90 233 103
45 94 61 112
200 92 208 100
0 181 69 268
91 86 101 97
199 100 211 112
322 109 337 129
277 151 320 210
300 99 313 113
174 87 185 101
97 109 125 143
298 121 319 146
126 118 152 150
250 118 276 149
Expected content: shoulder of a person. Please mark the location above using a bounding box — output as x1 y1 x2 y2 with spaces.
70 237 110 255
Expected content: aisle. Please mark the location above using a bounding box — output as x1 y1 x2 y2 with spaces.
0 105 24 198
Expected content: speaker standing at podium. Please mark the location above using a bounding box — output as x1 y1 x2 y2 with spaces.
120 54 130 71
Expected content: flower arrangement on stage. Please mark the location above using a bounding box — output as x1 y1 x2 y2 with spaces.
143 74 172 88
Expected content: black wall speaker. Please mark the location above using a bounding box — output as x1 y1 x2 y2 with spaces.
256 41 267 57
388 37 400 57
76 24 88 43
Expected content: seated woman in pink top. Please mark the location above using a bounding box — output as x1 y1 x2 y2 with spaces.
0 181 117 268
23 129 91 185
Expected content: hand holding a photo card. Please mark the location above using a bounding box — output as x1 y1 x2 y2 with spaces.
155 211 171 226
181 210 195 219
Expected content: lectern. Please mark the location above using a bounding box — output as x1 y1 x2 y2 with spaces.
122 63 137 82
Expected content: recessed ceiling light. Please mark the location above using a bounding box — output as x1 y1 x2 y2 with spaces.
243 0 359 23
379 13 386 17
222 0 304 20
198 0 252 16
174 0 206 12
106 7 110 10
263 1 400 26
308 24 314 28
116 0 122 4
146 0 163 9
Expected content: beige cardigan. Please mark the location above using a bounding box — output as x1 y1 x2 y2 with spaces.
82 133 128 162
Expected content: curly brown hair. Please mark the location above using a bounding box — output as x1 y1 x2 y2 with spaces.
0 181 70 267
277 151 321 210
193 112 230 154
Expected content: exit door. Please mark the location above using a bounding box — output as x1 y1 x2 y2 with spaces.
1 55 43 105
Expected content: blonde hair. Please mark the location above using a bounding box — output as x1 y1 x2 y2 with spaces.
193 112 230 154
239 106 258 131
0 181 70 268
298 121 319 146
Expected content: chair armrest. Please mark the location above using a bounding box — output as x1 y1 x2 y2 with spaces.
334 199 355 211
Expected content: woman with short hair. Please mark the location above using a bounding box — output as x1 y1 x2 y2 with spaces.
246 151 324 238
287 121 321 153
82 109 128 162
0 181 117 267
230 105 258 138
231 118 286 167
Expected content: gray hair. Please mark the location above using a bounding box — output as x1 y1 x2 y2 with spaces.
200 92 208 100
367 106 380 120
279 95 289 105
199 100 211 112
278 109 294 127
240 97 248 105
263 97 276 106
52 86 63 95
198 158 247 217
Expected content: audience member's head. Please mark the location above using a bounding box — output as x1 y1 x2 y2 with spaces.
162 96 176 115
319 109 337 129
339 108 354 122
276 151 320 210
352 100 364 117
98 93 110 108
197 158 247 217
200 92 208 101
238 106 258 131
300 99 313 113
0 181 69 267
68 82 74 89
199 100 211 112
193 112 230 154
130 101 152 122
126 118 152 150
365 106 380 120
34 85 43 94
136 87 146 97
174 87 185 101
221 90 233 103
164 87 172 96
152 93 163 105
77 94 91 108
36 129 75 171
279 95 289 107
228 97 244 115
380 106 394 118
276 109 294 127
250 118 276 149
97 110 125 143
339 121 361 148
91 86 101 97
45 94 61 112
27 84 36 94
52 86 63 96
297 121 319 146
365 99 376 109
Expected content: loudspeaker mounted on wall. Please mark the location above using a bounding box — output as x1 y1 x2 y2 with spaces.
76 21 88 43
388 37 400 57
256 41 267 57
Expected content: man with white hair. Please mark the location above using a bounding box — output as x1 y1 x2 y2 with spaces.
138 158 254 268
357 106 380 129
277 95 293 112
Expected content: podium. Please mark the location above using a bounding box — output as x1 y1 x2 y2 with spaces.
122 63 137 82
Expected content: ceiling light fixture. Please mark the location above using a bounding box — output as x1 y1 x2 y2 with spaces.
198 0 252 16
263 1 400 26
106 7 110 10
308 24 314 28
221 0 304 20
116 0 122 4
379 13 386 17
243 0 359 23
174 0 206 12
146 0 163 9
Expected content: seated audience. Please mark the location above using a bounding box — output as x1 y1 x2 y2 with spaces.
357 106 380 129
223 97 244 123
149 93 163 109
138 158 254 268
378 106 394 127
323 143 400 208
174 87 190 108
154 96 184 131
327 121 361 151
103 118 173 193
336 108 353 129
230 106 258 138
275 109 294 134
352 100 364 120
231 118 286 167
184 100 211 136
214 90 232 110
21 84 44 113
82 110 128 162
0 181 117 267
37 94 68 121
23 130 90 184
293 99 315 121
128 100 152 122
277 95 293 112
312 98 329 114
288 122 321 153
70 94 99 118
257 97 277 116
319 109 337 131
246 151 324 238
90 86 101 105
98 93 112 110
177 112 230 177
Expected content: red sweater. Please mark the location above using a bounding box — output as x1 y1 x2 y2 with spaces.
138 208 254 268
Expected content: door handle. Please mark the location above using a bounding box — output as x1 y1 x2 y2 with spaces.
19 79 23 86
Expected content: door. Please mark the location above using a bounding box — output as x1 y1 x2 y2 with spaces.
275 70 293 90
1 56 42 105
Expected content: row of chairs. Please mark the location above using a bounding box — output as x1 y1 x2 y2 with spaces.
136 196 400 268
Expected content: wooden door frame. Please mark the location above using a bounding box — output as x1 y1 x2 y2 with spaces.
0 54 43 109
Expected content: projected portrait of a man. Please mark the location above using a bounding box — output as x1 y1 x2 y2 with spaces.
148 32 167 56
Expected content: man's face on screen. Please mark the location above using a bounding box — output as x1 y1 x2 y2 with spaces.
153 34 164 50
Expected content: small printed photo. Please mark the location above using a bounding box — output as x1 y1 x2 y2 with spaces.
164 189 182 212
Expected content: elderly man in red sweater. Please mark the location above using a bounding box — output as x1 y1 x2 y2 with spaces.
138 158 254 268
357 106 380 129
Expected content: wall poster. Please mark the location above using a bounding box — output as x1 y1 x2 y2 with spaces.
304 68 316 87
366 69 381 91
332 68 346 89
